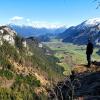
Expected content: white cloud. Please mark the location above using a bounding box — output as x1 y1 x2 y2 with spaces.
30 21 66 28
26 18 30 22
9 16 66 28
10 16 23 23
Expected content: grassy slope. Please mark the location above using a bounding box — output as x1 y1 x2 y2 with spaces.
0 39 64 100
43 39 100 75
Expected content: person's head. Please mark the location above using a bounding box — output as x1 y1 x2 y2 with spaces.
88 38 92 43
88 38 90 42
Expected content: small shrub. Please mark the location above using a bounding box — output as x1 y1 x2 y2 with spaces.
16 74 40 87
0 70 13 80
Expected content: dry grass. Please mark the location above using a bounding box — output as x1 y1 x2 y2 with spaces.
73 64 100 74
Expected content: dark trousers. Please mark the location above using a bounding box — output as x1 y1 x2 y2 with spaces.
87 54 91 67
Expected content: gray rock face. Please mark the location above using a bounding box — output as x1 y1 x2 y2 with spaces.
0 26 17 46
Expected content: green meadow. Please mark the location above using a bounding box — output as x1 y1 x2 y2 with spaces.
43 39 100 75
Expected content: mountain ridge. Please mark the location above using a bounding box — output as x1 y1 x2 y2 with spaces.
8 24 67 37
58 18 100 45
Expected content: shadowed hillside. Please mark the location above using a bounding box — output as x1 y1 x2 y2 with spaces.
48 63 100 100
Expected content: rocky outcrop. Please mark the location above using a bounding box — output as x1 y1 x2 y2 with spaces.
0 26 17 46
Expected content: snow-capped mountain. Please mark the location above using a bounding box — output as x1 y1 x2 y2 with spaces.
58 18 100 46
8 24 66 38
83 18 100 27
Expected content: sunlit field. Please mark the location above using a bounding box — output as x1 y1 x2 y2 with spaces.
43 39 100 75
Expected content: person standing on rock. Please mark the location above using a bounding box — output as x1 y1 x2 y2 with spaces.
86 39 93 67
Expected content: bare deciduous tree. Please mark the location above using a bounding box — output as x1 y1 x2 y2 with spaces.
93 0 100 9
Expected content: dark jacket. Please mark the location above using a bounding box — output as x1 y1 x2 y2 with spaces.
86 42 93 55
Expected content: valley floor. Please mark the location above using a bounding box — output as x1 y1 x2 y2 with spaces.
43 39 100 100
43 39 100 75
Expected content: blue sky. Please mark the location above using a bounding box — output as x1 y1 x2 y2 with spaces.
0 0 100 27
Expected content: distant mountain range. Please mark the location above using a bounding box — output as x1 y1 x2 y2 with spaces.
58 18 100 46
8 18 100 45
8 24 66 38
